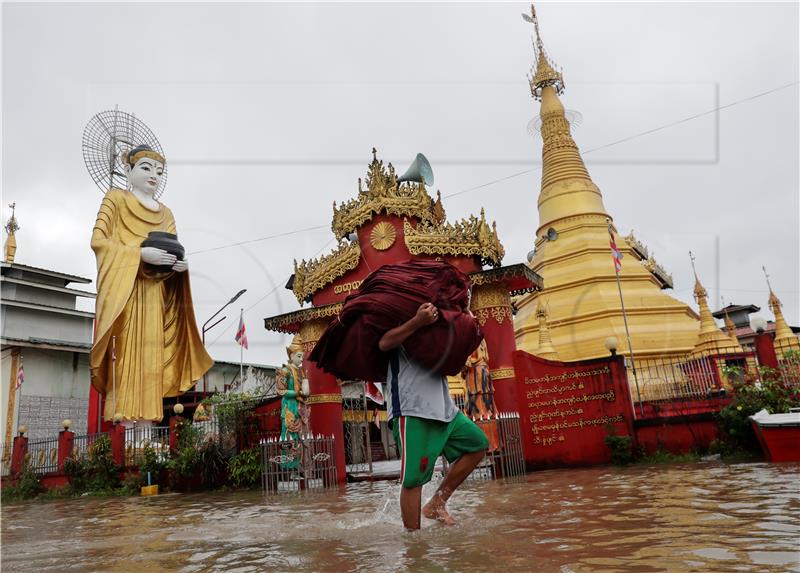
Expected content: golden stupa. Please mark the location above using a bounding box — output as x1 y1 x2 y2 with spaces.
689 260 743 356
515 6 703 361
765 270 800 357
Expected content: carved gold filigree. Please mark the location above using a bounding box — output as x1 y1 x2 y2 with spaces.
624 230 649 260
491 306 513 325
369 222 396 251
293 241 361 303
300 319 329 348
474 309 490 326
403 208 504 267
332 155 440 240
264 303 343 334
471 284 512 312
469 264 543 295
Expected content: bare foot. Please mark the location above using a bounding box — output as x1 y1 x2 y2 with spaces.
422 500 457 526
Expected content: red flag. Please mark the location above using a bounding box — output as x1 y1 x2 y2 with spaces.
373 409 381 429
609 228 623 273
15 362 24 390
235 312 249 349
364 381 384 405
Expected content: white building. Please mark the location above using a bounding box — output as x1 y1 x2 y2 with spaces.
1 261 95 443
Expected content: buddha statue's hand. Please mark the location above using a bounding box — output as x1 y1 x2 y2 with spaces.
172 258 188 272
141 246 177 266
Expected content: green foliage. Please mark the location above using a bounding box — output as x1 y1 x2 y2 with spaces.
228 448 261 488
604 433 634 465
717 367 800 452
638 447 700 464
64 435 121 494
1 464 43 502
198 438 227 489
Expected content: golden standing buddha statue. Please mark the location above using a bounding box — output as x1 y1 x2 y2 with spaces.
90 145 213 424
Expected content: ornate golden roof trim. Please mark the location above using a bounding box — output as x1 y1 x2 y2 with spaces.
293 241 361 303
263 303 343 334
403 209 505 268
331 157 444 240
470 264 543 295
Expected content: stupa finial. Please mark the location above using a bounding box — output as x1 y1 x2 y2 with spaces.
522 4 564 100
4 202 19 263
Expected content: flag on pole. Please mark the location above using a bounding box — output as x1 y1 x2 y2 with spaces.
15 362 24 390
609 227 623 273
364 381 384 405
235 311 249 349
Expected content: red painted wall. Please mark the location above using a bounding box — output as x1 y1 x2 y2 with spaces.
513 351 634 468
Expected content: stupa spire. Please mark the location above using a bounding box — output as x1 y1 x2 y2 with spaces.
720 296 740 347
763 266 800 354
4 202 19 264
690 252 742 355
534 299 559 360
522 4 605 230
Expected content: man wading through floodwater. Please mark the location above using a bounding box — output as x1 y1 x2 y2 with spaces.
379 302 488 530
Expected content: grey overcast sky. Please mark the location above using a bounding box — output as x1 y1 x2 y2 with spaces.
2 2 798 367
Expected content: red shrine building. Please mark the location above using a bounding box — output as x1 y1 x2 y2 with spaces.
264 152 541 482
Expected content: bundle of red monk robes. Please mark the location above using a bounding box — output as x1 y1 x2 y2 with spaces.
309 259 483 382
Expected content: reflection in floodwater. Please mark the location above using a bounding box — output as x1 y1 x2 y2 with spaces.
2 462 799 572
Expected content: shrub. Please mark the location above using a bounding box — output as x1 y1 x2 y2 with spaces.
604 433 634 465
717 366 800 452
1 464 43 501
64 435 121 494
228 448 261 488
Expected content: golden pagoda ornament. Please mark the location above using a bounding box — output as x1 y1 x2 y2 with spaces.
4 202 19 264
764 266 800 357
689 252 743 357
515 5 702 362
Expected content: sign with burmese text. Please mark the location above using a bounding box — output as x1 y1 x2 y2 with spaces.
513 351 634 467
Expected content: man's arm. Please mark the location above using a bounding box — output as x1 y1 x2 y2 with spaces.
378 302 438 352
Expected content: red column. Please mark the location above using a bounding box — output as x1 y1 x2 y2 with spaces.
110 424 125 467
301 319 346 485
754 333 779 369
57 430 75 472
10 435 28 476
472 284 519 413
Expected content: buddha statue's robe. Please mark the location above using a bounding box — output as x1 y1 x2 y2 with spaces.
90 189 213 422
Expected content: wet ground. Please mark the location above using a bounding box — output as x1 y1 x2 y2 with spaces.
2 461 798 572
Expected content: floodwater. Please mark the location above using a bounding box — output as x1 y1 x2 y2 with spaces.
2 462 798 573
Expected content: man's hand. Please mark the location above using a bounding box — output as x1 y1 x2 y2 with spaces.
412 302 439 327
379 302 439 352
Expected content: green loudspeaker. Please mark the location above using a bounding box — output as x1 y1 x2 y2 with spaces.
397 153 434 187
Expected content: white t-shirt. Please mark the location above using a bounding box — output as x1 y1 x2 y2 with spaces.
385 346 458 423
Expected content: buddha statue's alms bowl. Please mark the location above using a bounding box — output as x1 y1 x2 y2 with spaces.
141 231 185 271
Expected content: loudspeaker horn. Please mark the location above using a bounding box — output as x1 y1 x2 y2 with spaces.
398 153 434 187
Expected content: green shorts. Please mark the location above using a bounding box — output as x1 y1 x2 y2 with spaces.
392 412 488 489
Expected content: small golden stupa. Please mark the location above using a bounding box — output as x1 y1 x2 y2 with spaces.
514 6 703 361
764 268 800 357
690 257 743 356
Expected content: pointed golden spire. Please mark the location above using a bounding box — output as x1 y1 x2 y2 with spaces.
690 252 742 356
763 266 800 355
719 296 743 350
522 4 564 101
534 299 559 360
4 203 19 264
522 4 604 229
